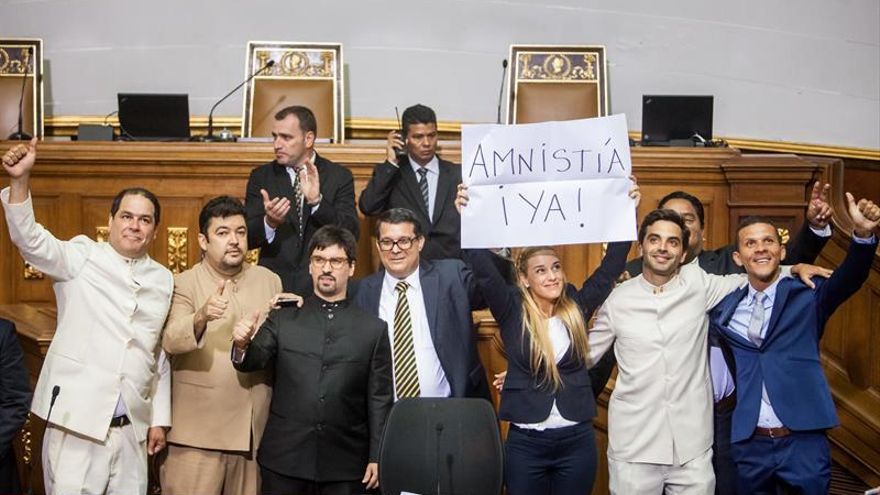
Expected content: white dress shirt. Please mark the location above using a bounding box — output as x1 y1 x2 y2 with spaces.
379 267 451 399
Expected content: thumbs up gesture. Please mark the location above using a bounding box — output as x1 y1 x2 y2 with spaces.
197 279 230 325
232 310 262 351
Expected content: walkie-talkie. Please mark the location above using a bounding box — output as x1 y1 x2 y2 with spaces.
394 106 407 159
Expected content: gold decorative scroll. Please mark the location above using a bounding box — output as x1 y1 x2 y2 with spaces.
778 227 790 245
516 52 597 81
95 226 109 242
167 227 188 275
0 46 33 75
245 248 260 266
254 48 336 78
21 413 33 465
23 262 43 280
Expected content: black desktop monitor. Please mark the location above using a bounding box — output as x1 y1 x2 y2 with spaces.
117 93 190 140
641 95 713 145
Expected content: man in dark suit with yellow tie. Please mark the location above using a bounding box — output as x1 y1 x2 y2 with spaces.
352 208 490 401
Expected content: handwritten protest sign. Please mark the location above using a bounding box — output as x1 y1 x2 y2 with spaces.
461 114 636 248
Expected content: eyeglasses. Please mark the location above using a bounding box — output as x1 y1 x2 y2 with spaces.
377 236 418 252
310 256 350 269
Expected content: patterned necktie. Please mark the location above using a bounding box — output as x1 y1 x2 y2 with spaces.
416 167 430 215
292 168 304 238
392 281 420 399
747 291 774 408
747 291 766 346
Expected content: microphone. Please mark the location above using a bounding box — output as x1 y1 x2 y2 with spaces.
103 109 118 126
29 385 60 495
201 59 275 142
9 47 33 140
496 59 508 125
434 421 444 495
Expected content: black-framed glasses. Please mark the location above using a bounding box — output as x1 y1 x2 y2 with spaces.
377 236 418 252
310 256 350 269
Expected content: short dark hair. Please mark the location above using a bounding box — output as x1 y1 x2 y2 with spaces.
308 225 357 263
110 188 161 224
199 196 246 235
658 191 705 228
638 208 690 256
401 104 437 137
734 216 782 251
374 208 424 238
274 105 317 135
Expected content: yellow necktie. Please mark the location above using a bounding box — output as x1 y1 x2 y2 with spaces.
392 281 420 399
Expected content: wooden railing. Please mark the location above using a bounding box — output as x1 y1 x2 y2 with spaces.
1 140 875 493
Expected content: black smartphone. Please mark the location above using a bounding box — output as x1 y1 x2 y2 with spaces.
276 298 299 308
394 106 407 159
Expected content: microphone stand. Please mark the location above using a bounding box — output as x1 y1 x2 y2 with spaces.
28 385 59 495
496 59 508 125
200 60 275 142
9 48 33 140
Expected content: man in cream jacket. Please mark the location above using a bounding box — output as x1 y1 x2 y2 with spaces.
1 138 171 494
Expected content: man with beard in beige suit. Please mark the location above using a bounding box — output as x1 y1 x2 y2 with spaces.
161 196 296 495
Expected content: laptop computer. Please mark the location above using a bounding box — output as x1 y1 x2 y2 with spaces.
117 93 190 140
641 95 713 146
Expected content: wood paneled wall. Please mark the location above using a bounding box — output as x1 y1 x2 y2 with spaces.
2 141 876 493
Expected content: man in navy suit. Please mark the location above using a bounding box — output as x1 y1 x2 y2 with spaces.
0 318 31 493
352 207 490 400
708 193 879 494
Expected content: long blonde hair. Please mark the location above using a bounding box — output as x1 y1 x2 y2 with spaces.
515 247 590 391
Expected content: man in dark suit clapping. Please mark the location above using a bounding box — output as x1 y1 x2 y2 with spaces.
245 105 360 294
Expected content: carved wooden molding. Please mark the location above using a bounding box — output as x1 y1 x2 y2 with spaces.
95 226 108 242
245 248 260 266
166 227 188 275
23 262 43 280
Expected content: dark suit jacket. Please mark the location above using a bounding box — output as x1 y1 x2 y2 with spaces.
0 319 31 493
351 259 490 400
233 297 393 482
709 238 876 443
463 242 630 424
359 156 461 260
593 220 832 400
245 154 360 294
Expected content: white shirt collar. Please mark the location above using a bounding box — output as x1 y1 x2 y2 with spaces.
382 265 422 294
408 154 439 176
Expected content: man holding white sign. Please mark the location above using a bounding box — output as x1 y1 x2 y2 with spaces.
460 115 637 248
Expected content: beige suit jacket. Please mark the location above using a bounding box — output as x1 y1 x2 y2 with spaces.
162 261 281 452
589 264 746 465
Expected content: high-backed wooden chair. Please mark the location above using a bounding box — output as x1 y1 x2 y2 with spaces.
506 44 608 124
0 38 43 139
241 41 344 143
